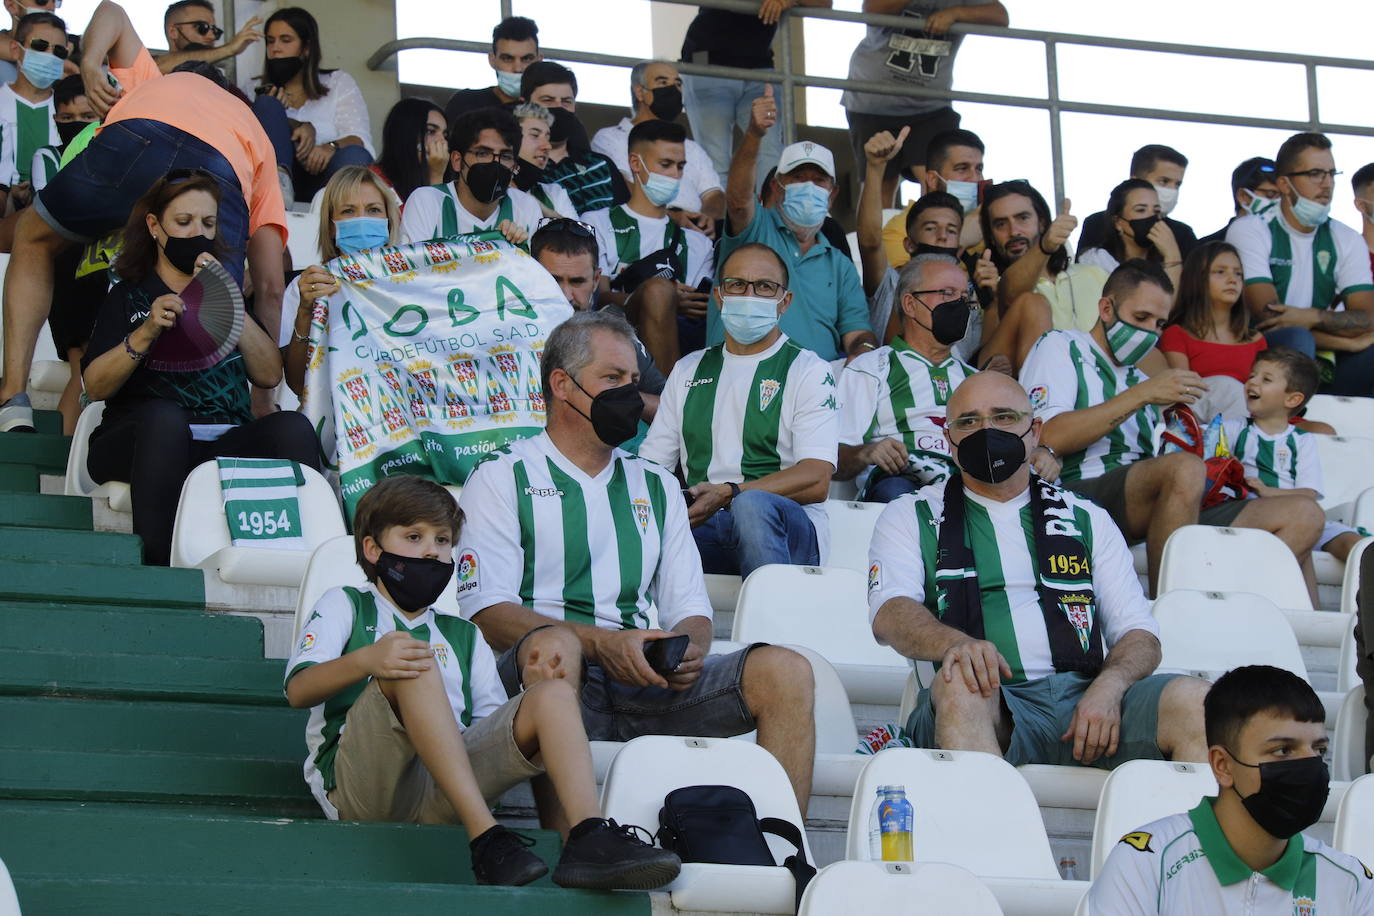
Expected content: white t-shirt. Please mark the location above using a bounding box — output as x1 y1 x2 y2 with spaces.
1227 212 1374 309
1090 798 1374 915
538 181 577 218
866 482 1156 683
284 583 506 817
583 204 714 287
454 432 712 631
284 69 375 155
1077 247 1121 274
1020 328 1159 484
640 334 839 561
589 117 723 215
399 183 543 245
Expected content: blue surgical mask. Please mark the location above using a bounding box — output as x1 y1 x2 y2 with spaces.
20 48 63 90
635 159 680 208
780 181 829 229
1291 192 1330 228
495 69 523 97
719 294 779 345
334 216 390 254
944 179 980 213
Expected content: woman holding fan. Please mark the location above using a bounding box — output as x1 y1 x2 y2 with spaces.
82 170 321 566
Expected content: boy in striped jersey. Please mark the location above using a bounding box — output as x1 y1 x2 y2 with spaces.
869 370 1210 768
456 310 818 814
1022 259 1325 594
286 475 680 889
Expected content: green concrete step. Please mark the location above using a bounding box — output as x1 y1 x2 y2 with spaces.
0 525 143 566
0 431 69 470
0 605 263 658
0 492 91 530
32 409 61 435
0 647 284 704
0 462 38 492
0 558 204 608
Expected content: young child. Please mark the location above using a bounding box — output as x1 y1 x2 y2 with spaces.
1090 665 1373 913
284 475 680 889
1233 347 1363 569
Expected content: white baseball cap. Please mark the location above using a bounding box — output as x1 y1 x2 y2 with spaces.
777 140 835 179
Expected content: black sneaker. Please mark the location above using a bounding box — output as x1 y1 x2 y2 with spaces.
469 824 549 886
552 818 682 891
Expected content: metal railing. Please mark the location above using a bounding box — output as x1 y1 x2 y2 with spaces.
368 0 1374 204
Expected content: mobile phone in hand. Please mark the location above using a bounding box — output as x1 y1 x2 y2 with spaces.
643 633 690 676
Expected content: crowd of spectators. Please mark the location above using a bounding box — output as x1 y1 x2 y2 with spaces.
0 0 1370 907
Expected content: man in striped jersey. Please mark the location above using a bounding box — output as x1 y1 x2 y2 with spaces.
456 310 817 813
641 242 839 578
869 370 1209 767
1021 259 1325 594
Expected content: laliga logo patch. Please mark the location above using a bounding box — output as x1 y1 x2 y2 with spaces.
1028 385 1048 410
455 550 479 594
868 561 882 593
299 631 316 652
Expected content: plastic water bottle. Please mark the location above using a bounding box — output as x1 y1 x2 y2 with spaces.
868 785 913 862
1059 856 1078 880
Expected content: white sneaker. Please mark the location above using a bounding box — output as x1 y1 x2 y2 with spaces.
0 392 35 432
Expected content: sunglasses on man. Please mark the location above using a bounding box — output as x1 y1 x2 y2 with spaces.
174 20 225 40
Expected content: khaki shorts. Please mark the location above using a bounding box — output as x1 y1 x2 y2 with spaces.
328 679 542 823
1065 463 1248 538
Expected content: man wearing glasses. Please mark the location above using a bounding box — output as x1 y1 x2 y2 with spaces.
399 107 542 248
1229 132 1374 397
868 368 1209 769
157 1 262 76
640 242 838 580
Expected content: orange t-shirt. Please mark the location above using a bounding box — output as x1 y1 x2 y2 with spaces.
103 48 287 243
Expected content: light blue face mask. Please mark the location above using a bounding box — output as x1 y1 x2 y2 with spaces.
635 158 680 208
20 48 63 90
719 294 780 345
495 69 523 97
944 179 980 213
1290 192 1330 228
780 180 829 229
334 216 390 254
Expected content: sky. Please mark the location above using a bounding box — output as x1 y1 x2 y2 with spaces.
59 0 1374 240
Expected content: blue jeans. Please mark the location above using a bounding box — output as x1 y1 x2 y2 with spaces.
693 488 819 580
866 474 919 503
682 73 782 193
35 118 248 286
1265 326 1374 396
253 94 374 202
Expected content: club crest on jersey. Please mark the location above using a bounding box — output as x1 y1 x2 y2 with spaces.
432 644 449 666
1119 831 1153 853
933 376 950 401
631 497 651 534
455 550 479 594
1277 447 1292 469
759 378 781 411
1316 249 1332 274
1058 593 1094 652
1293 896 1316 916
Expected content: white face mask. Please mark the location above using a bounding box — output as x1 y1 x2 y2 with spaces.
1153 184 1179 217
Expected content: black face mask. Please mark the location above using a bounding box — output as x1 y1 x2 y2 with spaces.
956 427 1028 484
648 85 683 121
913 242 960 258
465 161 512 204
265 56 303 87
159 230 216 276
1229 752 1330 839
512 160 545 192
375 551 454 613
1125 215 1158 247
55 120 86 148
571 378 644 447
911 295 971 345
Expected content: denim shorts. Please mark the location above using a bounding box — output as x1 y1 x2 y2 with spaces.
497 625 760 742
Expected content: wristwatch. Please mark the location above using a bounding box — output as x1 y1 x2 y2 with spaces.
725 482 741 505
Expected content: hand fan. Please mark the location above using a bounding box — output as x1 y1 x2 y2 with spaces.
146 260 245 373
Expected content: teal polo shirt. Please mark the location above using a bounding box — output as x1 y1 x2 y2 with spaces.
709 207 870 361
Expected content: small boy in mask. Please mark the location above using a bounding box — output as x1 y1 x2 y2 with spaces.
284 474 680 890
1090 665 1373 914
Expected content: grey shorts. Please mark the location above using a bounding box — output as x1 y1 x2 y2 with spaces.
905 670 1179 769
1064 463 1248 538
497 625 760 742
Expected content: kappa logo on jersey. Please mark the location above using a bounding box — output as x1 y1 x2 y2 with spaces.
867 561 882 594
1294 896 1315 916
455 550 479 594
1119 831 1153 853
298 631 316 652
631 497 651 534
432 644 449 666
759 378 781 411
685 377 715 388
1028 385 1048 410
523 486 564 498
1059 593 1094 652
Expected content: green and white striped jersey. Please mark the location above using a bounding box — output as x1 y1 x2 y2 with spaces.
399 182 543 245
455 432 711 631
1228 212 1374 310
582 204 714 287
284 584 505 818
838 337 974 489
1231 420 1323 495
1090 797 1374 915
866 483 1155 683
1020 328 1159 484
0 84 56 186
639 335 840 561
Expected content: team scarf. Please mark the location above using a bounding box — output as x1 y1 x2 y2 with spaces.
1268 218 1337 310
934 472 1104 675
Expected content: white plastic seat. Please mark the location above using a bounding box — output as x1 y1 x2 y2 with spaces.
62 401 132 513
1305 394 1374 437
1333 685 1368 783
292 535 368 641
799 860 1003 915
828 477 859 501
1312 435 1374 512
600 735 812 915
1153 590 1308 680
824 500 885 572
1334 772 1374 865
1339 536 1373 616
732 564 907 704
1338 623 1360 694
0 856 18 916
169 459 347 587
285 209 320 269
1089 760 1217 876
704 573 741 614
1158 526 1312 611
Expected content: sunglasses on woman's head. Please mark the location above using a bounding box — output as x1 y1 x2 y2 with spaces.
26 39 68 60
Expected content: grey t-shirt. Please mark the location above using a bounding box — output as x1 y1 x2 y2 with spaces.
841 0 992 117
